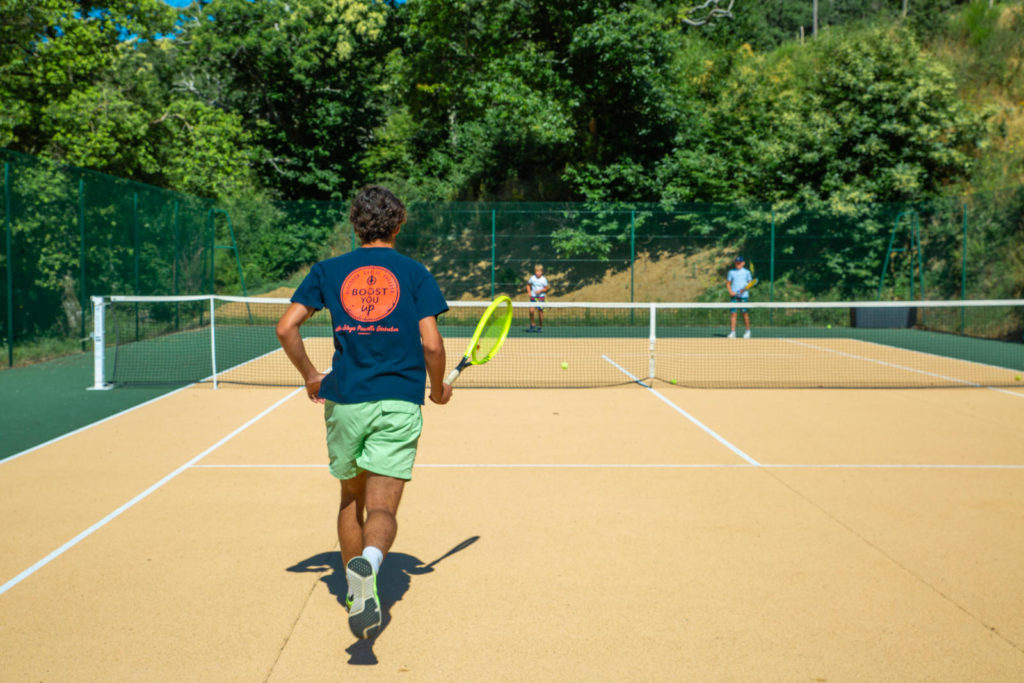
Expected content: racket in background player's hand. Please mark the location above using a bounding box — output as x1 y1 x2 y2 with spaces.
445 296 513 385
740 262 758 294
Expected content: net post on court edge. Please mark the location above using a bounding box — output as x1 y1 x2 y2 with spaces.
88 296 113 390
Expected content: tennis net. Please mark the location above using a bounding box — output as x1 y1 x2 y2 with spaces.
89 295 1024 390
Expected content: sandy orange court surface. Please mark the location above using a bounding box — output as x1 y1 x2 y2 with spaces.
1 382 1023 680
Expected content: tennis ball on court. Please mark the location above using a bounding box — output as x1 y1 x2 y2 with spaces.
670 379 677 385
561 362 569 370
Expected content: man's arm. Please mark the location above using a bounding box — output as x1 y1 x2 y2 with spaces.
420 315 451 405
276 302 327 403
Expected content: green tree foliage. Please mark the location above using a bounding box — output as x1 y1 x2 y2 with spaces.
2 0 1020 312
365 0 588 200
658 26 983 205
0 0 256 195
176 0 395 199
562 4 686 202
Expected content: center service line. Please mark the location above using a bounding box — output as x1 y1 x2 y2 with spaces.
0 387 304 597
601 355 761 466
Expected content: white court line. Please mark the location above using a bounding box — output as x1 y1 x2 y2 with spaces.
190 462 1024 470
601 355 761 466
0 388 303 597
785 339 1024 398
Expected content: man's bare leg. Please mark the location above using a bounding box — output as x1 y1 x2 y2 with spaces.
345 472 405 639
338 473 367 569
362 473 405 554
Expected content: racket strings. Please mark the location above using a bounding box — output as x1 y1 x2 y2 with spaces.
471 300 512 363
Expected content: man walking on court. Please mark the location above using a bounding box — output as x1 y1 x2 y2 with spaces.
726 255 753 338
276 185 452 640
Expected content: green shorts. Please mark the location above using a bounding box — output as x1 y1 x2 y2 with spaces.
324 399 423 481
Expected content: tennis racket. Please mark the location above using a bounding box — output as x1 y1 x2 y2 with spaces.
740 262 758 293
444 295 513 384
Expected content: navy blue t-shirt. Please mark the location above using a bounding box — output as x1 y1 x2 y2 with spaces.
291 247 448 405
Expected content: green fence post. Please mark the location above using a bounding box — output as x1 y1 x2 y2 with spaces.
491 208 496 299
133 191 140 340
133 192 140 293
4 162 12 367
961 200 968 333
630 209 636 304
209 208 252 322
629 209 636 324
769 208 775 326
78 178 86 350
877 212 907 300
223 210 248 297
915 211 924 302
172 201 179 296
913 211 925 324
209 206 216 295
173 200 180 330
908 213 915 302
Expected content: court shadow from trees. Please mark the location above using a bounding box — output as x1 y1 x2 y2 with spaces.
286 536 480 666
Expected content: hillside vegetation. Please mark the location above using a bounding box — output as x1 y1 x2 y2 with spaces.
3 1 1022 201
1 1 1023 317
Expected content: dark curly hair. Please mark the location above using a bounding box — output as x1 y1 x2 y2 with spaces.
349 185 407 245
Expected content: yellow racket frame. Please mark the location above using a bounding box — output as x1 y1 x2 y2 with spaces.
445 295 513 384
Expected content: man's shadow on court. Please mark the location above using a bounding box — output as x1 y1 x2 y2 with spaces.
286 536 480 666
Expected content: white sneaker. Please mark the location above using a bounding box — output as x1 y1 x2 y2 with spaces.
743 330 751 339
346 557 382 640
727 331 736 339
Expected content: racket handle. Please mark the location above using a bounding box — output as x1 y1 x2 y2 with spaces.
444 368 461 385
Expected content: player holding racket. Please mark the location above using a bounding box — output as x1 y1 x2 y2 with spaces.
276 185 451 641
726 255 754 339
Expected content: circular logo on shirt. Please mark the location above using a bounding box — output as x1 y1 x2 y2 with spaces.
341 266 400 322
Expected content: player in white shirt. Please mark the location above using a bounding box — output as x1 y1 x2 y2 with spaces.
526 264 549 332
726 255 753 339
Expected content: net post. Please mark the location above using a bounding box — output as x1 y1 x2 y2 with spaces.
210 296 218 389
88 296 113 390
648 304 656 381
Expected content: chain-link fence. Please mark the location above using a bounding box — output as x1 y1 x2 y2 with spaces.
3 149 1023 366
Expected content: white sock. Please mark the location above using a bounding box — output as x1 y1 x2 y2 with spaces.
362 546 384 574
